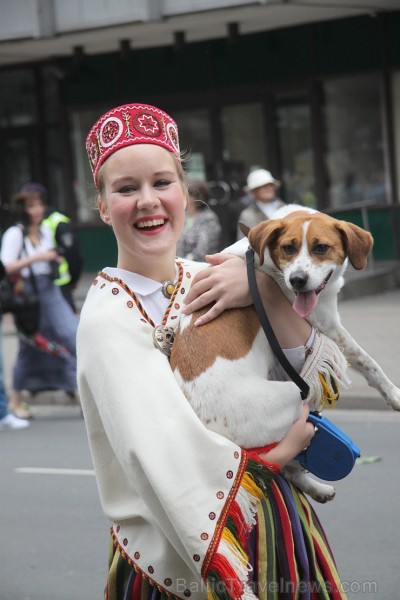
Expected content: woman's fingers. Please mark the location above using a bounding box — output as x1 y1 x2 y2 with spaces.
204 252 234 265
183 254 251 325
192 302 225 327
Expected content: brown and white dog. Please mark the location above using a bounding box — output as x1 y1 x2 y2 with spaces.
170 205 400 502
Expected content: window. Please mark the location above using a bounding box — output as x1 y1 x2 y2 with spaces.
221 103 267 189
392 71 400 201
276 101 316 207
171 108 212 180
70 107 108 223
323 74 387 207
0 70 36 127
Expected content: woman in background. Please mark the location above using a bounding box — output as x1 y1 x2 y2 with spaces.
0 192 79 419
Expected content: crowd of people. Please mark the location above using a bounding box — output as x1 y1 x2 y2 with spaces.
0 103 349 600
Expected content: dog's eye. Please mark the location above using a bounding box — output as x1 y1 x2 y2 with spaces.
313 244 329 255
282 243 296 255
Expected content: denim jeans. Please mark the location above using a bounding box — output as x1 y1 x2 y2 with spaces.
0 323 8 420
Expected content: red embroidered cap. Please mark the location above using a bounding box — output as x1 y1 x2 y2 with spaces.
86 103 180 187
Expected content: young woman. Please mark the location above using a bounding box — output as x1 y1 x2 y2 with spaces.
78 103 347 600
0 192 79 418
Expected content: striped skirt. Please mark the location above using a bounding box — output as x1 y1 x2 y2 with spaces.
106 475 346 600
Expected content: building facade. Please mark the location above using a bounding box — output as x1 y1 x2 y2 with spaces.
1 0 400 268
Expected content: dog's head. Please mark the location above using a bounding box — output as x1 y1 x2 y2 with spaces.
242 210 373 317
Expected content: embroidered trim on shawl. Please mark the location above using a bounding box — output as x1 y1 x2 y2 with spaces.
110 529 180 599
95 261 184 328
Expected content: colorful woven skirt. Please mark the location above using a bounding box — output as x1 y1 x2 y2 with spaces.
106 475 346 600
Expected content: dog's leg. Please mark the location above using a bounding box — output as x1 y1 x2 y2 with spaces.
283 463 336 503
329 326 400 410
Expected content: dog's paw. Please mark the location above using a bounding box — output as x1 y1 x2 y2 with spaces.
309 483 336 504
387 387 400 411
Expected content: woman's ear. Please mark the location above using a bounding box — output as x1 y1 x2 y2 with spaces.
98 196 111 226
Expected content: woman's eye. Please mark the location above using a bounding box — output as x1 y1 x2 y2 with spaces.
119 186 136 194
155 179 170 188
313 244 329 255
282 243 296 255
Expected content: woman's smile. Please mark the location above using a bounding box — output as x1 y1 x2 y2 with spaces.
134 214 169 235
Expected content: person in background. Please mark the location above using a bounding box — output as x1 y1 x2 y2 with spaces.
237 168 285 239
20 183 83 312
0 192 79 419
77 102 347 600
176 180 221 261
0 260 29 430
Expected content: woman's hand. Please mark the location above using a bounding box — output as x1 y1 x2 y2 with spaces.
182 253 252 326
259 404 316 469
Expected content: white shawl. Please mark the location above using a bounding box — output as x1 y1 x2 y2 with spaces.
77 261 266 600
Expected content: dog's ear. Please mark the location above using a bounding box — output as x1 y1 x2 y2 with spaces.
248 220 284 266
335 221 374 270
239 221 250 238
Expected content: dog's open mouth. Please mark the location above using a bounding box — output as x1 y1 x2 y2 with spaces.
293 271 333 318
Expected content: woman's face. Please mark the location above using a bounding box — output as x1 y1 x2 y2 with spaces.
98 144 187 278
24 195 46 225
253 184 277 203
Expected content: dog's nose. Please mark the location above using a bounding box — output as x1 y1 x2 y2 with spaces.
289 271 309 290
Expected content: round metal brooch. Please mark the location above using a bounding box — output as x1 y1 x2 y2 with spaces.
152 325 175 357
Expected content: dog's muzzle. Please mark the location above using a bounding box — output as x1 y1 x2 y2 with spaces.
289 271 309 291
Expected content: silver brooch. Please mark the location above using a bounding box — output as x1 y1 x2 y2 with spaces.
153 325 175 357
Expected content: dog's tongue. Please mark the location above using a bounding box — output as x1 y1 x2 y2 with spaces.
293 291 319 318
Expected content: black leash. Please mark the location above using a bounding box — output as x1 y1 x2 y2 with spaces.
245 247 310 400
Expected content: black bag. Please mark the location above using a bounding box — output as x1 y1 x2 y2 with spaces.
0 273 40 335
0 260 5 282
0 235 41 336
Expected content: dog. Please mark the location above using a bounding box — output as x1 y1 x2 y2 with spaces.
170 205 400 502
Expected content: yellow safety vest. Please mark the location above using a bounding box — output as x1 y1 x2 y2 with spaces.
42 212 72 286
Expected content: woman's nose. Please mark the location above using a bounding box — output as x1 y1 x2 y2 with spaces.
136 186 160 209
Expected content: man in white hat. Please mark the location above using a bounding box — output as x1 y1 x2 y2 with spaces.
237 168 285 240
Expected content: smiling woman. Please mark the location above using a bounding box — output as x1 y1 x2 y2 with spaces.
77 103 348 600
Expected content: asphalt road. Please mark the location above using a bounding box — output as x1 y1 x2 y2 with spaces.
1 407 399 600
0 407 108 600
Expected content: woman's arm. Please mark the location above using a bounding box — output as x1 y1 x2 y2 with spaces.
4 250 59 275
1 226 59 274
261 404 315 468
182 252 312 347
